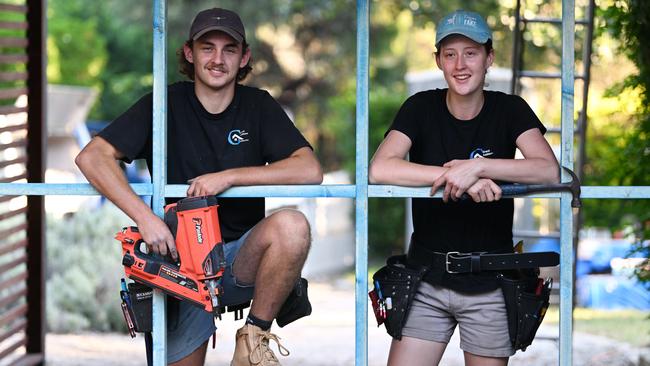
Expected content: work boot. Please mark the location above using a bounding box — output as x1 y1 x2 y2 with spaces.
231 324 290 366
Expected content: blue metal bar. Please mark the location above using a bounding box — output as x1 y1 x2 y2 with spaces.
0 183 152 196
2 183 650 199
151 0 167 364
164 184 357 198
355 1 369 365
560 1 575 365
369 186 650 199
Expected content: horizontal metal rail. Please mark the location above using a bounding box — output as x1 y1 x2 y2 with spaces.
0 183 648 199
523 17 589 25
518 70 585 79
369 185 650 199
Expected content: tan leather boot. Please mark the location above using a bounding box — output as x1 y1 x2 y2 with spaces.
230 324 290 366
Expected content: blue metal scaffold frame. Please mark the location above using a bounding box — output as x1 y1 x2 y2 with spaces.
0 0 648 365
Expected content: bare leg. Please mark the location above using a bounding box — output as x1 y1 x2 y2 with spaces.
169 340 208 366
464 352 508 366
387 337 447 366
232 209 311 320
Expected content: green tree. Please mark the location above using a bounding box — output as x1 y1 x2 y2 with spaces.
48 0 108 87
596 0 650 284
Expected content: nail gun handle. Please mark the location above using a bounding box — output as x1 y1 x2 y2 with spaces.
131 238 179 268
119 228 179 270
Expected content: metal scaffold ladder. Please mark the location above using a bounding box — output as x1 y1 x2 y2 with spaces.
511 0 596 182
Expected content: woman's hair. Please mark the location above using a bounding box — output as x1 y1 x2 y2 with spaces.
177 39 253 82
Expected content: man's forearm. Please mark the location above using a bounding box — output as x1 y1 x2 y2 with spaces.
227 148 323 186
76 143 155 224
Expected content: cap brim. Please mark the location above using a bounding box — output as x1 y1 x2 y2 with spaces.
436 29 489 48
193 26 244 43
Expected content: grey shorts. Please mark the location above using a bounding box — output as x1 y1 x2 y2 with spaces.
167 229 255 363
401 281 514 358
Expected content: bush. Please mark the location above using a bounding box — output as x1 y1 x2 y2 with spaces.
46 203 133 333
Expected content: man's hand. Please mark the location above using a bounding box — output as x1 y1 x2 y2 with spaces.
136 214 178 261
187 171 233 197
431 159 483 202
465 178 502 203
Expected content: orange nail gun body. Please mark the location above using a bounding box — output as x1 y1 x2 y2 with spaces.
116 196 226 317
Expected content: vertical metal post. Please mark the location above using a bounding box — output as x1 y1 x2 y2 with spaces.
576 0 595 183
152 0 168 364
559 1 575 365
355 0 369 365
25 0 46 361
510 0 523 94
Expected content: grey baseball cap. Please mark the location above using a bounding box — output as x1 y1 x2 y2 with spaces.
435 10 492 48
189 8 246 43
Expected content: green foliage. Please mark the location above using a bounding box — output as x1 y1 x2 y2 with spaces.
593 0 650 285
46 204 132 333
48 0 108 87
321 85 407 257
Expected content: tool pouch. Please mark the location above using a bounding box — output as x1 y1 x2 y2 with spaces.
500 269 552 352
127 282 153 333
370 255 427 340
276 277 312 327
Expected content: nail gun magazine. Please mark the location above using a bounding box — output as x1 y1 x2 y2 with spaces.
116 196 227 330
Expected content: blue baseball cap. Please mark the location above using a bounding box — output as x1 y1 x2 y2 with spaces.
435 10 492 48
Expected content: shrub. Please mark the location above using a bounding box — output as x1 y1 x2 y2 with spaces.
46 203 133 333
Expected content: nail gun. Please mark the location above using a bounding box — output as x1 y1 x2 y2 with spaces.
116 196 226 319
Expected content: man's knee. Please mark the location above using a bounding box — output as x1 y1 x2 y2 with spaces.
267 209 311 251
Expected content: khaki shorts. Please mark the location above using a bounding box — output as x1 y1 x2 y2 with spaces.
401 281 515 358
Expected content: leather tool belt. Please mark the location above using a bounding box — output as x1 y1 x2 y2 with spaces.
407 241 559 273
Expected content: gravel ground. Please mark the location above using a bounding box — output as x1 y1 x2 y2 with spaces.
44 279 649 366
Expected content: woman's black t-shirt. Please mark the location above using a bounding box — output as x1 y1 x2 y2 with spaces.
388 89 546 292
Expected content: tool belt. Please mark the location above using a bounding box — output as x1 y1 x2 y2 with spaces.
500 269 552 351
369 255 428 340
120 277 312 336
406 243 559 274
370 241 558 350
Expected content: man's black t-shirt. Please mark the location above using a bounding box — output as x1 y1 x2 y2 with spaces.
99 81 311 242
389 89 546 292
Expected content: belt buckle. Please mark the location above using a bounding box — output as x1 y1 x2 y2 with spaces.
445 251 461 274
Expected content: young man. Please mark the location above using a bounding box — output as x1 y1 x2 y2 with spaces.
76 8 322 366
369 10 559 366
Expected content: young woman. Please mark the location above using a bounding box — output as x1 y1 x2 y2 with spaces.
369 10 559 366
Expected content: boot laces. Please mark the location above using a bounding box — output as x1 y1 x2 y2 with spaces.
249 330 290 364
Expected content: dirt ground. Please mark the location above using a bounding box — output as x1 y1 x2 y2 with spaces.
43 280 649 366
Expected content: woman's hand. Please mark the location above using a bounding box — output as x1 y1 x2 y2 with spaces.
431 159 484 202
465 178 502 202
